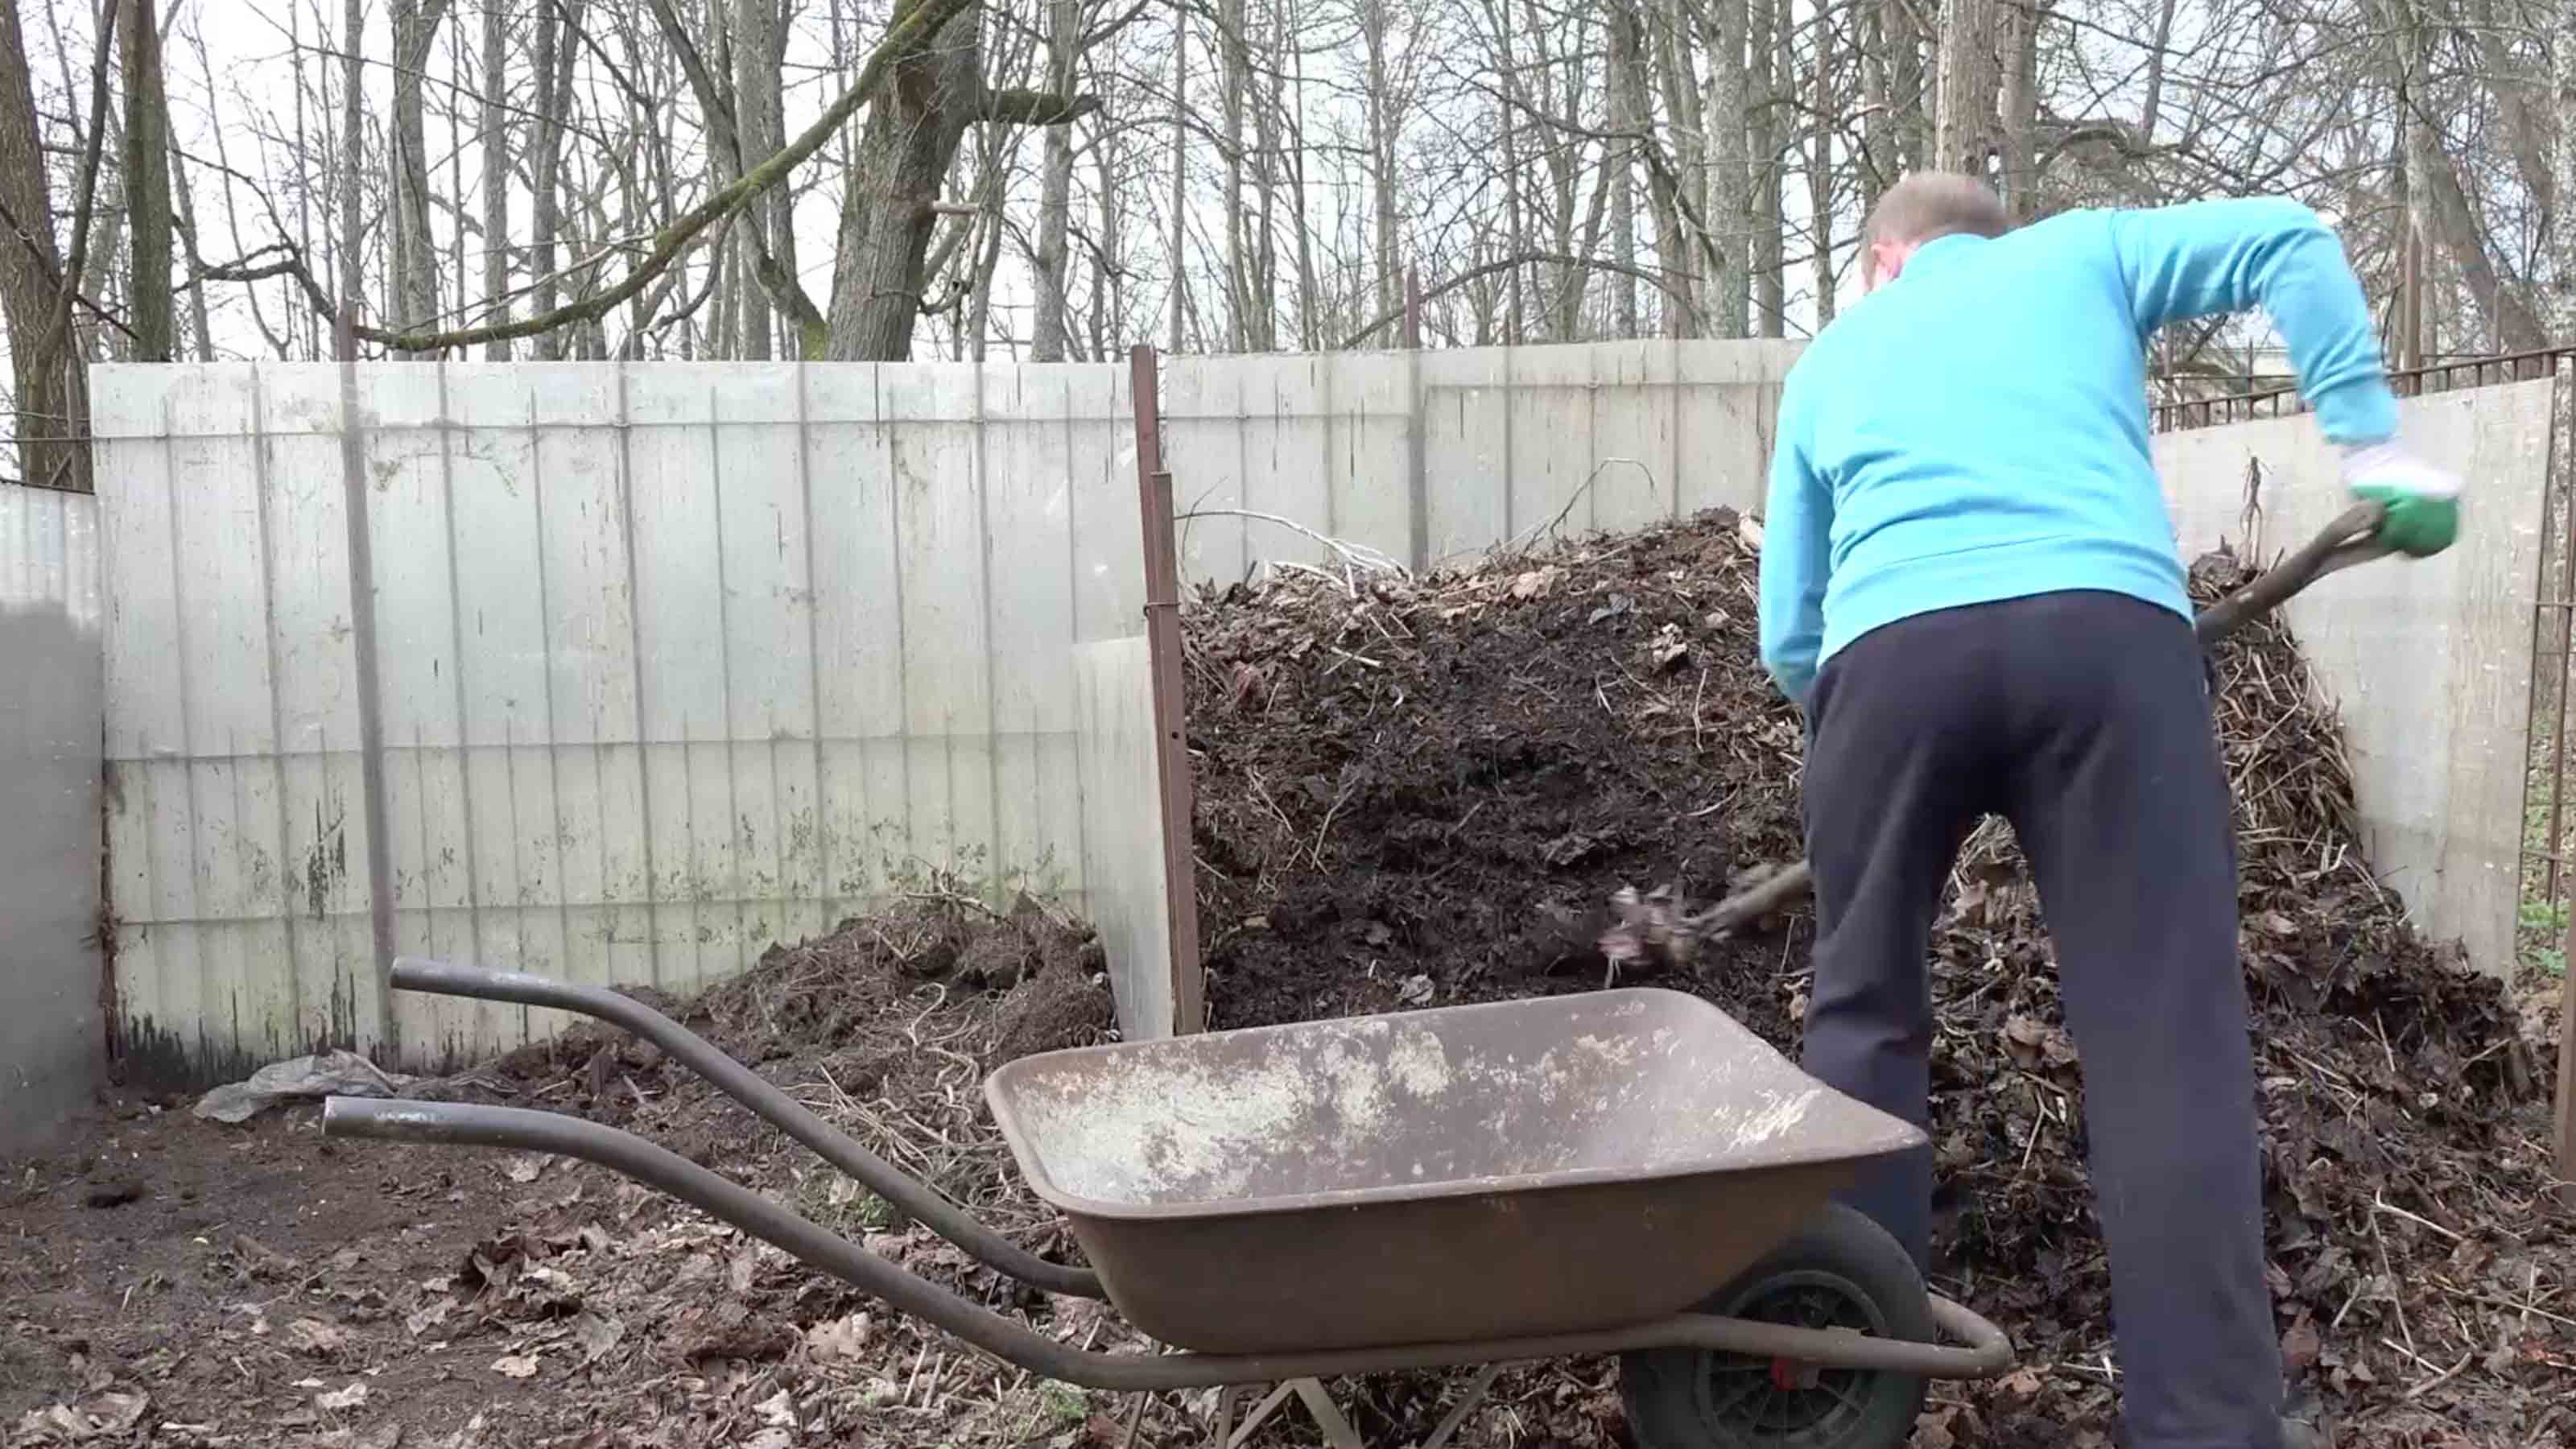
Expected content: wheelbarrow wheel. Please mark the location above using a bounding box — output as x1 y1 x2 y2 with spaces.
1619 1203 1934 1449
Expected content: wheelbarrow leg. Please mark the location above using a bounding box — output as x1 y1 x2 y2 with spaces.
1420 1363 1505 1449
1212 1379 1362 1449
1205 1386 1244 1449
1290 1379 1364 1449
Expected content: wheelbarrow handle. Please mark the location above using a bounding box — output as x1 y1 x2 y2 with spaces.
324 1096 2018 1389
1682 501 2396 939
384 956 1105 1299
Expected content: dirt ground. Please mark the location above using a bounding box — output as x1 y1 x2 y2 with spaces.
9 510 2573 1448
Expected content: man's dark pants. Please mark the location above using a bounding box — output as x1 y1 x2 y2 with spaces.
1799 588 2283 1449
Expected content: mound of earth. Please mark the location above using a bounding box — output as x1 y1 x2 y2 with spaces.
1182 508 2570 1446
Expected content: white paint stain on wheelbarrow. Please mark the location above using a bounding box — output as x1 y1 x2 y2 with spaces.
985 989 1918 1216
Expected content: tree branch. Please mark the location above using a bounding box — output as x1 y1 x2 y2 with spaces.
36 0 119 367
981 88 1100 126
1340 250 1703 350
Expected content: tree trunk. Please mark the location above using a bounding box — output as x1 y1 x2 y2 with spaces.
2401 10 2434 365
389 0 455 342
120 0 173 361
2423 129 2545 349
2553 0 2576 337
341 0 365 342
1811 2 1838 324
1997 0 2042 218
735 0 791 358
822 0 1092 359
530 0 577 360
0 0 88 488
1031 0 1080 360
1167 0 1187 352
169 134 215 361
1752 0 1783 336
1889 0 1926 171
1492 0 1525 341
1860 0 1889 208
1931 0 1998 175
1247 0 1282 350
1215 0 1248 351
1362 0 1400 328
1702 0 1750 336
1649 3 1699 335
480 0 509 357
2140 0 2178 140
1606 0 1641 337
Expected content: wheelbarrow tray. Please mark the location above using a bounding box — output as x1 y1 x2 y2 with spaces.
983 988 1924 1355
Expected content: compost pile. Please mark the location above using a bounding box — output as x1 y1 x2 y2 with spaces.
1184 509 2571 1446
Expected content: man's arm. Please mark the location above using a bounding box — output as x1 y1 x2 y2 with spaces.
2108 197 2396 446
1757 386 1832 706
2111 197 2457 557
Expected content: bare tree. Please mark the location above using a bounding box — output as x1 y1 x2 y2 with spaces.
120 0 172 361
0 0 107 489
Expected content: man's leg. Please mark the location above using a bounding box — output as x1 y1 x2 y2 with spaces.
1800 615 1993 1270
1997 592 2281 1449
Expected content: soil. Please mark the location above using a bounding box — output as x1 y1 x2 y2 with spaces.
4 900 1151 1449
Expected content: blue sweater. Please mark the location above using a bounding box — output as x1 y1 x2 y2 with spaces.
1756 198 2399 706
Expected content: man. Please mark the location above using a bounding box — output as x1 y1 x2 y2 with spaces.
1756 173 2458 1449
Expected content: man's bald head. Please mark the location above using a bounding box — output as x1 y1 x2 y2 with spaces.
1861 174 2011 290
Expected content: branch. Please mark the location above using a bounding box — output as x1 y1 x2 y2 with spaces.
37 0 120 367
982 88 1100 126
307 0 980 353
1340 251 1703 351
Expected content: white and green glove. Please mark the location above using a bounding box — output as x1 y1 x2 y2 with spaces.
2340 440 2462 559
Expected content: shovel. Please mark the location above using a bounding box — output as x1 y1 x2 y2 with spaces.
1600 501 2396 972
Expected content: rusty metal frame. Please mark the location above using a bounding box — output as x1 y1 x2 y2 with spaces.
325 1095 2018 1387
1130 345 1206 1036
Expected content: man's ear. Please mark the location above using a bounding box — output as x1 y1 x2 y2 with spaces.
1864 239 1913 291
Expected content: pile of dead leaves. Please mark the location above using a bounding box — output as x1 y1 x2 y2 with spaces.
1182 508 2571 1447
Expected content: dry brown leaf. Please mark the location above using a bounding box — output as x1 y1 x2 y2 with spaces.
316 1381 369 1412
405 1298 452 1337
571 1311 625 1365
289 1318 349 1356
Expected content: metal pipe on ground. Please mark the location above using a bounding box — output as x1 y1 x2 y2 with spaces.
323 1096 2017 1389
382 957 1106 1299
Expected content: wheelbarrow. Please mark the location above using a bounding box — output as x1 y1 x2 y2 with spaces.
328 965 2015 1449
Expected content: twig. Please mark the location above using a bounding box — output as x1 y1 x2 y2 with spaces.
2371 1210 2416 1354
1176 509 1408 578
2402 1350 2475 1400
1505 458 1659 554
2372 1191 2466 1244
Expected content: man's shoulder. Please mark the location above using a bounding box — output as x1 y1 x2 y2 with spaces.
1995 206 2124 262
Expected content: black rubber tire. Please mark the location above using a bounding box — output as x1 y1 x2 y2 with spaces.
1618 1203 1935 1449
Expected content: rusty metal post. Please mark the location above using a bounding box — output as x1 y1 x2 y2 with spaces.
1129 345 1204 1034
2560 912 2574 1203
